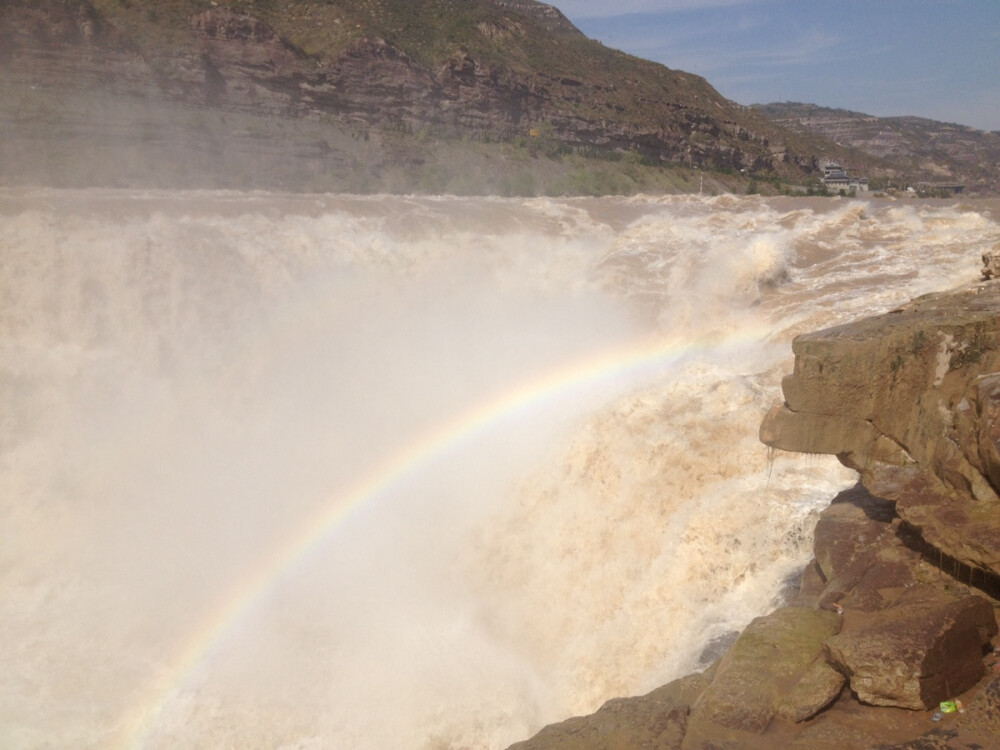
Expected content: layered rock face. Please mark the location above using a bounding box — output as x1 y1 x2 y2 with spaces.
513 280 1000 749
761 281 1000 582
0 0 809 191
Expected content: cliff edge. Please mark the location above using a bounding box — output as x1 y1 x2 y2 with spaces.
761 280 1000 582
511 271 1000 749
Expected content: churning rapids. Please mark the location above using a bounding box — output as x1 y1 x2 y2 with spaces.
3 189 999 750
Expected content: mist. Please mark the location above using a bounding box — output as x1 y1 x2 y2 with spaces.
1 191 649 749
3 190 996 749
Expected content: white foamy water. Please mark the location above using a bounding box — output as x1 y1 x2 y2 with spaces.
2 190 998 750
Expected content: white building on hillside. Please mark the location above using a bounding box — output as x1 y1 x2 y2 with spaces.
822 161 869 192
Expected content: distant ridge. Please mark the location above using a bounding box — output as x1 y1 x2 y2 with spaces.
487 0 585 37
755 102 1000 193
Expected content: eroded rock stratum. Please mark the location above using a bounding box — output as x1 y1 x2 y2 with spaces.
761 281 1000 579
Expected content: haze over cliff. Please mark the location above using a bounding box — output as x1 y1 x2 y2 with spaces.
0 0 904 194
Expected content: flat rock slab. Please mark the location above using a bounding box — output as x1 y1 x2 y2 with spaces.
760 282 1000 579
825 586 997 709
869 675 1000 749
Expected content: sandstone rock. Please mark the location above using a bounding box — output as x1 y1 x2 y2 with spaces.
960 672 1000 737
760 282 1000 580
869 674 1000 749
824 586 997 710
802 484 923 614
688 607 841 734
818 542 921 614
517 324 1000 750
774 658 846 723
760 405 912 468
753 281 1000 747
885 470 1000 587
530 281 1000 750
813 485 897 582
508 669 714 750
797 558 827 600
974 373 1000 493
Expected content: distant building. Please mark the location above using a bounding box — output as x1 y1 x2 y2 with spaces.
822 161 869 192
915 181 965 195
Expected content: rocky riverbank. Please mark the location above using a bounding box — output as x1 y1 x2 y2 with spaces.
510 264 1000 749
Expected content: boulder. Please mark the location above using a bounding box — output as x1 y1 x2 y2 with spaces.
824 586 997 710
813 485 897 582
688 607 841 734
804 484 921 614
817 542 920 614
981 247 1000 280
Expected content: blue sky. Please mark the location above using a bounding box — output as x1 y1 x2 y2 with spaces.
554 0 1000 132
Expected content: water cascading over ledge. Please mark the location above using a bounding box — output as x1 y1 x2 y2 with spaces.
514 276 1000 750
4 191 1000 750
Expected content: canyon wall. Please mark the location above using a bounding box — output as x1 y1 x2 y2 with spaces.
0 0 822 192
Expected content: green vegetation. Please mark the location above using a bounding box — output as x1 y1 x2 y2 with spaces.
93 0 216 51
950 325 992 370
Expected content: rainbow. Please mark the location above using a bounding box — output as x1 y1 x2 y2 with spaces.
113 325 769 749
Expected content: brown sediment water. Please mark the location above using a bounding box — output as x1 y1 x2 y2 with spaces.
1 191 998 749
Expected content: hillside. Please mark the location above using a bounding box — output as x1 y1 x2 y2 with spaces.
0 0 864 194
756 102 1000 195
